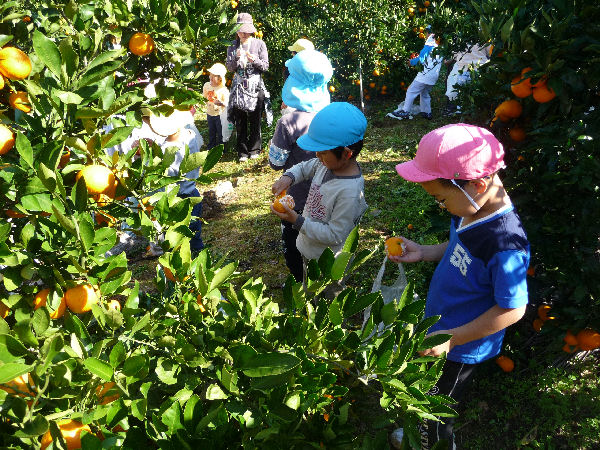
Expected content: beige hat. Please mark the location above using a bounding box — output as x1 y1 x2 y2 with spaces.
207 63 227 78
236 13 256 34
288 38 315 53
147 103 192 137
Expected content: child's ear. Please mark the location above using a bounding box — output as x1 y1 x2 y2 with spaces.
471 178 488 194
343 148 353 160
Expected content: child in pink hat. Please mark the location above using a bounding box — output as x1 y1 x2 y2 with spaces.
390 124 530 449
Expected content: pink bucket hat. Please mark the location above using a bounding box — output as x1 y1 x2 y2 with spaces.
395 123 505 182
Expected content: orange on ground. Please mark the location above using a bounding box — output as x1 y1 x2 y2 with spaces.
107 299 121 311
64 284 99 314
40 419 91 450
128 32 155 56
564 330 578 346
273 194 295 213
96 382 120 405
76 165 115 195
0 373 35 401
495 100 522 121
495 355 514 372
509 127 526 142
576 328 600 350
0 47 32 80
9 91 31 113
532 82 556 103
532 318 544 332
385 237 406 257
0 302 9 318
537 304 551 321
510 75 532 98
0 124 15 155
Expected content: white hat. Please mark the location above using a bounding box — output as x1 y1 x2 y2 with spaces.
148 103 192 137
207 63 227 78
288 38 314 53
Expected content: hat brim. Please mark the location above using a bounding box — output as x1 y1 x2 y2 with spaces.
297 133 335 152
395 160 438 182
237 23 256 34
149 110 191 137
282 77 330 113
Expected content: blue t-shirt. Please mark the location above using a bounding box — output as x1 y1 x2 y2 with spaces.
426 205 530 364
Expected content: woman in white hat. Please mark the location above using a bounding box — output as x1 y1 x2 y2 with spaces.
226 12 269 162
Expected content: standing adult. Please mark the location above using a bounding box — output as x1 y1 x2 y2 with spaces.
226 13 269 162
269 49 333 282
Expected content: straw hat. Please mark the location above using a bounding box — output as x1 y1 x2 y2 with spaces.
288 38 315 53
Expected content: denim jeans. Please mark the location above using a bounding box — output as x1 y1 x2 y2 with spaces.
178 189 204 251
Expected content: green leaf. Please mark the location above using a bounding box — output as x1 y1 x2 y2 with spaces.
109 341 126 368
32 308 50 336
202 144 223 173
84 357 113 381
414 316 440 335
183 394 202 431
318 248 335 278
59 38 78 79
240 352 301 378
13 414 48 438
381 301 397 326
328 299 343 326
55 90 83 104
130 312 150 334
180 152 207 176
130 398 147 421
344 292 381 318
14 319 38 347
51 205 77 236
15 132 33 169
32 29 62 79
123 355 147 376
342 226 359 253
79 215 95 252
0 334 28 363
37 162 57 193
156 357 179 385
102 126 135 149
284 391 301 410
0 363 33 384
208 262 237 292
162 401 184 433
419 333 452 351
331 252 351 281
73 177 88 212
205 383 228 400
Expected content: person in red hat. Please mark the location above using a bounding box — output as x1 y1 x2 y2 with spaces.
389 124 530 449
226 13 270 162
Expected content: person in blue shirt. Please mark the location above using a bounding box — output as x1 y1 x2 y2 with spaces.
389 123 530 449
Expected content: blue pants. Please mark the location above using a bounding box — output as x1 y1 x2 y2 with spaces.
178 189 204 251
207 114 223 150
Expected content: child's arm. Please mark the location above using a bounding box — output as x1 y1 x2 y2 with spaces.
419 305 527 357
388 236 448 263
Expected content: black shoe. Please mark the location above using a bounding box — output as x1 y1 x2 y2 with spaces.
387 110 412 120
419 112 433 120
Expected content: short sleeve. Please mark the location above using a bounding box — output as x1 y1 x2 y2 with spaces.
490 250 529 309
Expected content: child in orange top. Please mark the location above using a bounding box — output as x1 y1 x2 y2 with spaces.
202 63 229 149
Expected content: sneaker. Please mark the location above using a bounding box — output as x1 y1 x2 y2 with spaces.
249 153 260 160
239 155 248 162
387 110 412 120
419 112 433 120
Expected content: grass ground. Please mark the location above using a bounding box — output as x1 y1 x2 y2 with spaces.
132 88 600 449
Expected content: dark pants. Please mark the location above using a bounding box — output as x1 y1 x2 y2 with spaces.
178 189 204 251
281 220 303 283
207 114 223 150
232 93 264 158
420 359 477 449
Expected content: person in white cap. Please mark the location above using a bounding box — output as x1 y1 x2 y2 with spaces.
283 38 315 81
202 63 230 149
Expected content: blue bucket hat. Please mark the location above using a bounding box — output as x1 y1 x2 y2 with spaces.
297 102 367 152
282 49 333 113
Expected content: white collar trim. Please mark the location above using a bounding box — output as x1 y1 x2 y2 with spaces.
457 203 513 232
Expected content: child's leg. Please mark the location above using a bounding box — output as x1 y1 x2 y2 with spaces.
403 80 425 112
281 221 303 283
207 115 218 149
177 189 204 252
215 113 223 146
418 84 434 114
421 360 477 449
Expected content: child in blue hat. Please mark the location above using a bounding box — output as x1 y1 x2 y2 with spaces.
271 102 368 273
269 49 333 282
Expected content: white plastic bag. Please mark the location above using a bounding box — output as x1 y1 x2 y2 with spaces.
220 108 234 142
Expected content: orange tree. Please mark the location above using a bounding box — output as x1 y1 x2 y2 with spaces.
442 0 600 339
1 1 456 448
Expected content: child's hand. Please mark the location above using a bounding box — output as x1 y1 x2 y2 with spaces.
272 176 293 196
270 202 298 223
418 330 454 357
246 52 256 62
387 236 423 263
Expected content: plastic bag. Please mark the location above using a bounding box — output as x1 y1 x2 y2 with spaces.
220 108 233 143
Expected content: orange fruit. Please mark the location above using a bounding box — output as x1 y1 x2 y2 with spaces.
347 95 354 101
576 328 600 350
128 32 155 56
385 237 406 257
328 85 335 93
563 330 578 346
532 82 556 103
407 224 414 230
495 355 514 372
418 32 425 39
0 302 9 318
562 343 576 353
323 413 330 422
95 382 120 405
537 305 551 321
532 318 544 332
495 100 522 121
107 299 121 311
34 289 66 319
197 294 206 313
0 373 35 403
161 265 188 283
95 211 117 227
510 75 532 98
0 47 32 80
408 7 415 14
40 419 91 450
509 127 526 142
76 165 115 195
364 94 371 100
0 124 15 155
64 284 99 314
526 267 535 276
273 194 295 213
424 0 430 5
9 91 31 113
372 68 380 76
59 149 71 168
369 82 375 88
0 74 4 90
419 7 426 12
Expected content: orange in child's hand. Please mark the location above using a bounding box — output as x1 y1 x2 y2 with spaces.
385 237 406 257
495 355 514 372
537 304 551 321
273 195 295 213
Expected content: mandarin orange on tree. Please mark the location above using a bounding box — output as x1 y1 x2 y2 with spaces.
563 330 578 346
76 165 116 195
495 355 514 372
33 288 67 319
494 100 522 122
509 127 526 142
510 75 532 98
0 124 15 155
64 284 99 313
537 304 551 321
0 373 35 401
40 419 91 450
95 382 120 405
8 91 31 113
0 301 9 318
0 47 32 80
532 318 544 332
129 32 155 56
532 82 556 103
576 328 600 350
